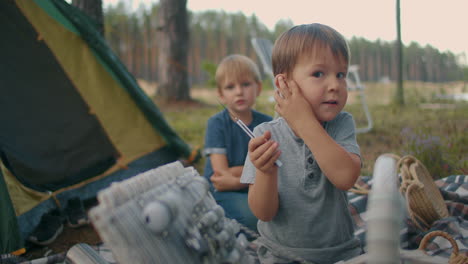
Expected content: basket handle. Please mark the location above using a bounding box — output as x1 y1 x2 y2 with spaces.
419 230 459 256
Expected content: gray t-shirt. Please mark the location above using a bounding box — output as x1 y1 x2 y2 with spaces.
240 112 362 264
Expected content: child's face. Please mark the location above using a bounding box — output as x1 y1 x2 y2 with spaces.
290 47 348 123
218 75 261 116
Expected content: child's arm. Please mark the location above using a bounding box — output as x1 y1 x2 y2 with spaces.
210 154 247 191
246 131 281 221
275 76 360 190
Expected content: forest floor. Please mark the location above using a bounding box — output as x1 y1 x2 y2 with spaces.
22 81 467 261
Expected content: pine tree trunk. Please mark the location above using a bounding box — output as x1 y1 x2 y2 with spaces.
395 0 404 105
156 0 190 101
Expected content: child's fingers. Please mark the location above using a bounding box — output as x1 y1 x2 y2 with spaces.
263 130 272 140
248 130 279 171
259 146 281 169
286 79 301 96
252 141 280 169
274 89 283 104
210 175 219 187
248 137 264 153
274 91 285 115
248 131 271 152
275 75 291 99
267 149 282 168
249 139 276 162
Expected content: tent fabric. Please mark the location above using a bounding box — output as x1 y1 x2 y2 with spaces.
1 6 119 190
49 0 191 158
0 0 195 254
0 169 23 254
15 0 168 175
17 146 180 241
1 163 49 217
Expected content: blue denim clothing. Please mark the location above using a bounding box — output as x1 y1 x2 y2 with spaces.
212 190 257 231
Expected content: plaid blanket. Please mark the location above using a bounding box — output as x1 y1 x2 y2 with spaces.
349 174 468 259
4 175 467 264
244 174 468 263
0 244 115 264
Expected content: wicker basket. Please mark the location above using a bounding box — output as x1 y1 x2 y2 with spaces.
398 155 449 231
419 231 467 264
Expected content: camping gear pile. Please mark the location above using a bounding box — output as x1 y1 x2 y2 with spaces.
89 161 253 264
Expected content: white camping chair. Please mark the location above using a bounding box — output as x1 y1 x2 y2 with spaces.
251 38 275 91
251 38 373 134
346 65 373 134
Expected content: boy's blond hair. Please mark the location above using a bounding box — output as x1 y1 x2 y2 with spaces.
215 54 261 92
272 23 350 77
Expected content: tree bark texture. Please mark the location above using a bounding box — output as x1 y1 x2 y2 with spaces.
156 0 190 101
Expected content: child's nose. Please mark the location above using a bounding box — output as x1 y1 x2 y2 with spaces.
235 85 243 94
327 78 341 92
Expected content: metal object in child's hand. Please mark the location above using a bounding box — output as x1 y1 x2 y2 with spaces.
217 101 283 167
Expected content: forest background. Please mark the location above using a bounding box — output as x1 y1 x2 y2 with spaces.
99 1 467 178
103 2 467 86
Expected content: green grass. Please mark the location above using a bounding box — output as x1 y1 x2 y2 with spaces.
160 81 468 179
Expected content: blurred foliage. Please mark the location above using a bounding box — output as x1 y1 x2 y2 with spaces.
201 60 217 88
401 126 466 179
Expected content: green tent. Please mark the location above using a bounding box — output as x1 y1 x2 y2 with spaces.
0 0 197 254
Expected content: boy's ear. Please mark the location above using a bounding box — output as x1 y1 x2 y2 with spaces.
217 89 226 103
256 81 263 97
274 74 286 89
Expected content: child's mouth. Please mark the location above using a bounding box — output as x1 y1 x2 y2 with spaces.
324 100 338 105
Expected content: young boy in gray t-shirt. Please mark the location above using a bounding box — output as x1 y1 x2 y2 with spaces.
241 23 362 264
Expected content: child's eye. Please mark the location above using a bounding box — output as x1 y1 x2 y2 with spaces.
337 72 347 79
225 84 235 90
312 71 324 78
241 81 252 87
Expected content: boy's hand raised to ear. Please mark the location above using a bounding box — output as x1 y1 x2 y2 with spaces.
248 130 281 175
274 75 318 137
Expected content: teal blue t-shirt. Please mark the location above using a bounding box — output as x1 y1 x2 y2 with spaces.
203 109 272 191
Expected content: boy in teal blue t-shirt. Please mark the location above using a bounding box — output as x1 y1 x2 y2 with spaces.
203 54 272 232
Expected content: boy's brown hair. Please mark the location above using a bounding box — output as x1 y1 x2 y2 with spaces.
272 23 350 77
215 54 261 92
